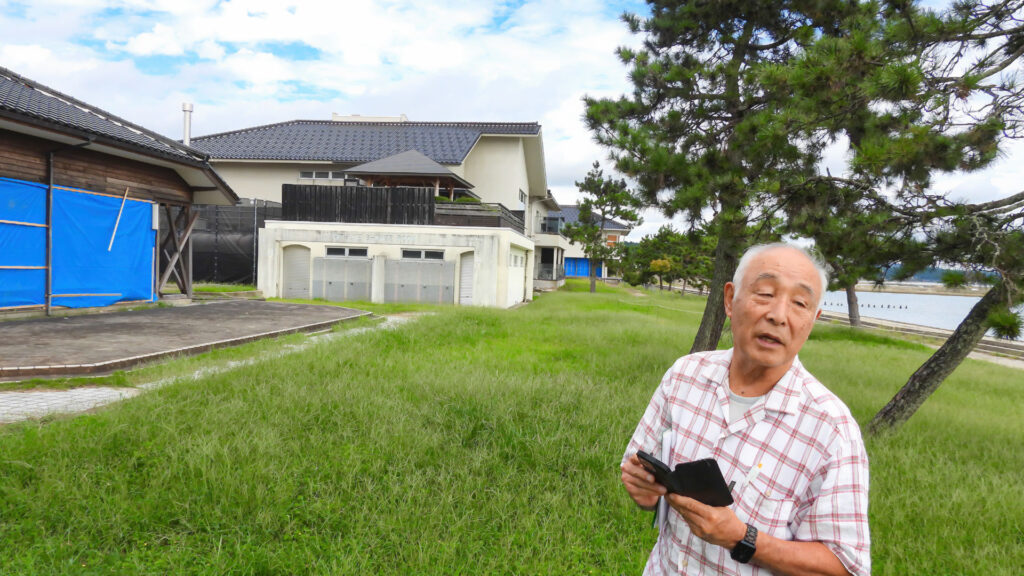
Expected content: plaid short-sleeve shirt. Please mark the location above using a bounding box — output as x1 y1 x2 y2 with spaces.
624 349 870 576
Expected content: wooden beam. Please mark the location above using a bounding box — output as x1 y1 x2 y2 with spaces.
162 248 186 293
157 208 198 293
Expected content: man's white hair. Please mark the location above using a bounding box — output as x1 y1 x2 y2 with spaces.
732 243 830 311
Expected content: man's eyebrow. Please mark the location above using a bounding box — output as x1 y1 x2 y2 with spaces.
753 273 817 299
797 282 816 299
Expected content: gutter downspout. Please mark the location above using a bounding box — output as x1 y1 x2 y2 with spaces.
47 138 93 316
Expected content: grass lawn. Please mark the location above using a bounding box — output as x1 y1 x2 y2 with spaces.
1 280 1021 574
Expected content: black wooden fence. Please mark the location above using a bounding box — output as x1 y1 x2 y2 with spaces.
282 185 434 225
191 200 282 285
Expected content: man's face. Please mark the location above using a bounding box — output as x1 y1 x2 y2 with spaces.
724 247 822 373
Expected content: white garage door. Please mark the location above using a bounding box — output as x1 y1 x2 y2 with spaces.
282 245 311 299
459 252 474 305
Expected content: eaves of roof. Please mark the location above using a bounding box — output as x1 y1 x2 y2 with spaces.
189 119 542 165
0 66 213 169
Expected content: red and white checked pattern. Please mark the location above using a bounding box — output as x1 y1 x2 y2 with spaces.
624 349 870 576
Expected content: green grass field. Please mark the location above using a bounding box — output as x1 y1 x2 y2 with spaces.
1 281 1021 574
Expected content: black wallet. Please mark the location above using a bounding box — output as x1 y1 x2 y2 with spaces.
636 451 735 507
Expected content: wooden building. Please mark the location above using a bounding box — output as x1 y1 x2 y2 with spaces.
0 66 236 313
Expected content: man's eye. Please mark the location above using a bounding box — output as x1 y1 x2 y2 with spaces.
794 301 807 308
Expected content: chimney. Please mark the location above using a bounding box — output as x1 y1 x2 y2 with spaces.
182 102 194 146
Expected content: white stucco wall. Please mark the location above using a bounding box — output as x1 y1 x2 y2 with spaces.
210 161 355 202
458 136 530 212
258 221 534 308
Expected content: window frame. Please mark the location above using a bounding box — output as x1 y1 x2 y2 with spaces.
326 246 369 258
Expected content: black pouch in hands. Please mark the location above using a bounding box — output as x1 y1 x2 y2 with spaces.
636 451 735 507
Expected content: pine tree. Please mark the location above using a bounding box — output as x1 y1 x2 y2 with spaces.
562 162 642 293
585 1 851 352
772 0 1024 431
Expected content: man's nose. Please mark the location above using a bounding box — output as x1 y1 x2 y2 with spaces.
765 299 787 325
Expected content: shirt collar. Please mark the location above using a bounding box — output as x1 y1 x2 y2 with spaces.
723 348 804 416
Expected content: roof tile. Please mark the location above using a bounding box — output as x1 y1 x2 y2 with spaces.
0 66 207 166
188 120 541 164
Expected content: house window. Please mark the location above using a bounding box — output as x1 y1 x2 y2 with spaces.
519 190 526 209
402 249 444 260
326 246 368 257
299 170 348 181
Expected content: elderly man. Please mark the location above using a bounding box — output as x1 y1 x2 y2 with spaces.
621 243 870 575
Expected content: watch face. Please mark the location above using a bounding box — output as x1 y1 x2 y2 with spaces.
731 540 756 563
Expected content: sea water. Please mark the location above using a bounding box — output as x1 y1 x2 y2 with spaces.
820 288 1023 333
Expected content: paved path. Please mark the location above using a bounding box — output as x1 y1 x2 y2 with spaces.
0 315 415 424
0 300 369 379
0 387 142 424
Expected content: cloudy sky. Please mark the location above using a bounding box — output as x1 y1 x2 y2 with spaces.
1 0 1020 240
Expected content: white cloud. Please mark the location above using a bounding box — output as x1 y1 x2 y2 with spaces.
3 0 1020 241
119 23 185 55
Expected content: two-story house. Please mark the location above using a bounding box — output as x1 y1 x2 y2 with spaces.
189 115 568 307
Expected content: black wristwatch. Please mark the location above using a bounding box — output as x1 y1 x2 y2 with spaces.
731 523 757 564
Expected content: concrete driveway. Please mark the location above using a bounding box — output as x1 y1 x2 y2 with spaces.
0 300 370 380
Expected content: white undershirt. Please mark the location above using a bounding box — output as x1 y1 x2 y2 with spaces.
726 375 766 423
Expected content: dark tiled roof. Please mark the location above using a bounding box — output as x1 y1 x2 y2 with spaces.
189 120 541 164
555 204 631 231
346 149 473 188
0 66 209 166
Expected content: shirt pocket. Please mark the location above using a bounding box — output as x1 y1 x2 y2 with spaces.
737 474 796 538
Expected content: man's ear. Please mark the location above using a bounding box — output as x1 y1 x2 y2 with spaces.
723 282 735 318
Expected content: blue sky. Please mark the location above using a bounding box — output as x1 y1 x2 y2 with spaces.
0 0 1019 238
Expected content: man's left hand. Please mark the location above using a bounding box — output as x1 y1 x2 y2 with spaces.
667 494 748 549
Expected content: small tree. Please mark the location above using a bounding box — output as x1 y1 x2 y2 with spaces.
563 162 642 293
650 259 672 290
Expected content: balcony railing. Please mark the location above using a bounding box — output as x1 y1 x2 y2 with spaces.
434 202 525 234
536 263 565 281
537 217 565 236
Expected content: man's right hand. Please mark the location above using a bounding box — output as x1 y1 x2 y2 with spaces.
621 453 667 510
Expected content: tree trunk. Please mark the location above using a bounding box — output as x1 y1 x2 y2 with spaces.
845 284 861 327
690 227 741 353
868 282 1006 434
589 258 597 293
682 278 688 296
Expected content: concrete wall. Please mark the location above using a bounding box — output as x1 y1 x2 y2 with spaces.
258 221 534 308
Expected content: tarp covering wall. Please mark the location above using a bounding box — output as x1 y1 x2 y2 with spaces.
0 176 155 309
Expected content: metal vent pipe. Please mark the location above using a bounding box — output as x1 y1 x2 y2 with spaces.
182 102 193 145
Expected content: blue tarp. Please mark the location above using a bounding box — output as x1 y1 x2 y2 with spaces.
0 176 155 309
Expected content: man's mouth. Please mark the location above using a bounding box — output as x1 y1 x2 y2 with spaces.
756 333 783 346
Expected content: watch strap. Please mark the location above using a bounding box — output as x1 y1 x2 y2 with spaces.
730 523 757 564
